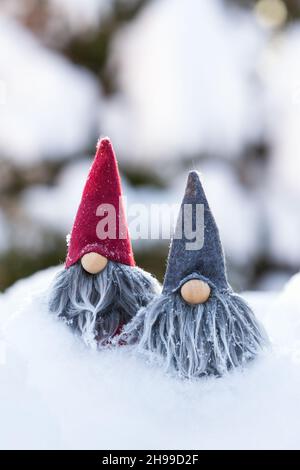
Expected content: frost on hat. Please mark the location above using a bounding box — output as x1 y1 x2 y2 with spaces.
66 137 135 268
163 171 229 293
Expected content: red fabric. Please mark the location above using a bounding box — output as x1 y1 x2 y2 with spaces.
66 137 135 268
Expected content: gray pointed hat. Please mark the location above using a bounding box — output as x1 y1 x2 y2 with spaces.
163 171 229 294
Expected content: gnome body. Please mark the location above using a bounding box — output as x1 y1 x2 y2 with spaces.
120 172 268 378
49 138 160 348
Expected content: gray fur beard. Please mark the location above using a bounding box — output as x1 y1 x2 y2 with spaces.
48 261 161 348
119 289 269 378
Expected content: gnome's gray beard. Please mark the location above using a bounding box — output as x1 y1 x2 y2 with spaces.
119 288 269 378
48 261 160 349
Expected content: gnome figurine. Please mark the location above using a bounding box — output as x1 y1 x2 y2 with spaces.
49 137 160 348
120 171 268 378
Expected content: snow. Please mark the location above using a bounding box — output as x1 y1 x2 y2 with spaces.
0 0 112 33
22 159 91 233
263 273 300 350
103 0 264 162
1 268 300 449
200 163 260 266
0 210 9 253
262 27 300 198
258 26 300 265
0 17 101 164
263 188 300 267
0 0 298 290
48 0 113 33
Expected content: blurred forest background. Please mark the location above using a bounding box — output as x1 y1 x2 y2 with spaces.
0 0 300 292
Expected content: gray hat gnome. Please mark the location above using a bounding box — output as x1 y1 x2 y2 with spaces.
49 137 160 348
120 171 268 378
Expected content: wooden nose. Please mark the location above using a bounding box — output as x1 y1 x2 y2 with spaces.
180 279 211 304
81 252 108 274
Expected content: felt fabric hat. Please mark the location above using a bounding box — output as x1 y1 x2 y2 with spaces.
66 137 135 268
163 171 229 293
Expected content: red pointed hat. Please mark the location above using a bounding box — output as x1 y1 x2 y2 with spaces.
66 137 135 268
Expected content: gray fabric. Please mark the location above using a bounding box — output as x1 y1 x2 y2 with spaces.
115 169 269 377
163 171 229 293
118 289 269 378
48 261 161 348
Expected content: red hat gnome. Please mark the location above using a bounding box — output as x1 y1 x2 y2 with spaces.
49 137 160 348
120 171 268 377
66 138 135 269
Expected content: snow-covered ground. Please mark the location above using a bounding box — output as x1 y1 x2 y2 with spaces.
0 268 300 449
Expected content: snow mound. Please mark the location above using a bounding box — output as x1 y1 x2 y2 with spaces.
1 269 300 449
